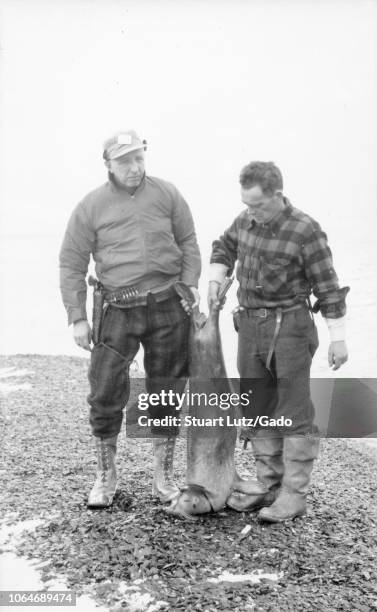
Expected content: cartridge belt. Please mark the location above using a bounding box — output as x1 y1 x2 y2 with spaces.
104 284 177 307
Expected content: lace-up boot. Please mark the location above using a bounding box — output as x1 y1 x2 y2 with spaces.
152 437 179 502
87 435 117 508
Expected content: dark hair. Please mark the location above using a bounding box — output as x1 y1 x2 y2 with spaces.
239 161 283 195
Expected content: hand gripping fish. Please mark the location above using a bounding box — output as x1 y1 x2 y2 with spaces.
168 280 264 519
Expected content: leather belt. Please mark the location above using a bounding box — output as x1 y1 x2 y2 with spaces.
243 303 307 376
245 303 305 318
104 284 177 307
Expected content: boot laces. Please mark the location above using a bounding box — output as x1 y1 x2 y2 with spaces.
99 441 110 471
100 470 109 484
163 438 175 484
97 440 115 485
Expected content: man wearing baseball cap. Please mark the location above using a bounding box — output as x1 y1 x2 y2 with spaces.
59 129 201 508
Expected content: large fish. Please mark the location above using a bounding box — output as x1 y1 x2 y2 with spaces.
168 280 264 519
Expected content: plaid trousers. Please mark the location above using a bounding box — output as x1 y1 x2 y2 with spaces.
87 292 189 438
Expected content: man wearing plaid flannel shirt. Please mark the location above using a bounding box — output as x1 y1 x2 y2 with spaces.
208 161 349 522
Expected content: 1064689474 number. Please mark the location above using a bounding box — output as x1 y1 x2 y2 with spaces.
0 591 76 606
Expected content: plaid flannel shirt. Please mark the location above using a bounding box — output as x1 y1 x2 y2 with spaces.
210 198 349 318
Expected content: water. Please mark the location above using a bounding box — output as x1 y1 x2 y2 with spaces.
0 228 376 378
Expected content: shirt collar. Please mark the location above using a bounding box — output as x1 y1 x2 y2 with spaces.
246 196 293 232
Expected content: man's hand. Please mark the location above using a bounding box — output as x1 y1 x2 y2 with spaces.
73 320 92 351
328 340 348 370
207 280 223 311
180 286 200 314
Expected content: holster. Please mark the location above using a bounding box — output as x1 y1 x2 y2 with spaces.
88 276 105 345
231 306 244 333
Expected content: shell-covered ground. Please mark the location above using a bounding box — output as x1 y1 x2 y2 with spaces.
1 355 377 612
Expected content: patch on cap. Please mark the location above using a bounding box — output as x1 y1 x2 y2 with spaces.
103 129 147 160
117 134 132 145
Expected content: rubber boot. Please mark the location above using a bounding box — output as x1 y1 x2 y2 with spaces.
87 435 117 509
152 437 180 502
258 436 320 522
227 436 284 511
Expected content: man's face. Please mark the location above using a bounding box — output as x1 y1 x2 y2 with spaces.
241 184 283 224
107 148 145 189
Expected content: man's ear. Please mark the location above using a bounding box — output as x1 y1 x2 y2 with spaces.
275 190 284 200
104 159 111 170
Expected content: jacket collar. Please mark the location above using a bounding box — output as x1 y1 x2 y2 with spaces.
108 172 146 195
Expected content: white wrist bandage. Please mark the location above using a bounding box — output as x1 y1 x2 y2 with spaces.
209 263 228 284
325 316 346 342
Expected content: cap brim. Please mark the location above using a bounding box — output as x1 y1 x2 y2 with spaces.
107 144 145 160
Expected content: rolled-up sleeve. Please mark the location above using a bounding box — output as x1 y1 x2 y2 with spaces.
59 202 95 325
170 187 201 287
210 218 239 274
302 223 349 318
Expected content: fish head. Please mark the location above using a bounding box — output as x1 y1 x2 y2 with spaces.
165 484 213 520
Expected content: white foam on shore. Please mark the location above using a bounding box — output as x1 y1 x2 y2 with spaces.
0 367 34 379
0 519 109 612
0 367 33 396
0 520 169 612
0 382 32 396
349 438 377 452
207 569 283 584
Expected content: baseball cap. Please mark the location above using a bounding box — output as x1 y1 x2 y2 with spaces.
103 129 147 160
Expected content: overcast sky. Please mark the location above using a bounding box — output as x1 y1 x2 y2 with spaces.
1 0 376 248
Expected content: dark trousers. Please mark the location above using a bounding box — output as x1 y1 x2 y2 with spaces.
87 293 190 438
237 307 319 436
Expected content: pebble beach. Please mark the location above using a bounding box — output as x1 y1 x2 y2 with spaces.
1 354 376 612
